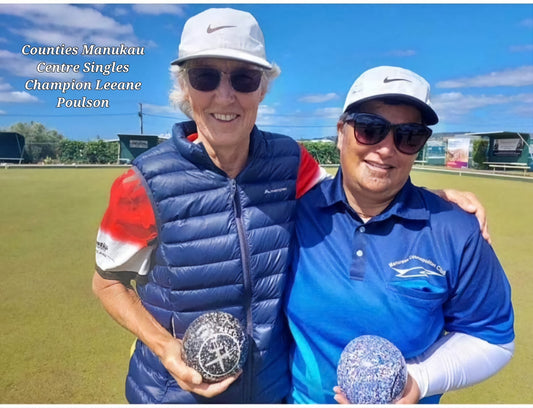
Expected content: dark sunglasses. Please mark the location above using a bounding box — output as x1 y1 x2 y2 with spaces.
343 112 432 155
186 67 263 93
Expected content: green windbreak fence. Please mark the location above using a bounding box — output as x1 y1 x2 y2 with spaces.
0 132 25 163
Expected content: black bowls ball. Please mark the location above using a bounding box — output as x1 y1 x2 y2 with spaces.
182 311 249 383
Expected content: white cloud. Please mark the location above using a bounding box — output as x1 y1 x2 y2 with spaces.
512 103 533 117
13 28 84 47
0 89 39 103
112 7 130 17
433 92 504 113
513 93 533 104
141 103 189 123
0 78 40 104
133 4 186 16
0 78 11 92
0 4 139 47
0 4 133 34
508 93 533 118
298 93 339 103
143 103 178 115
258 104 276 115
432 91 533 122
520 18 533 28
436 66 533 88
0 49 84 80
313 107 343 119
510 44 533 53
257 104 279 125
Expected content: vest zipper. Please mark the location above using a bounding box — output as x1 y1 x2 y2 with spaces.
231 179 253 402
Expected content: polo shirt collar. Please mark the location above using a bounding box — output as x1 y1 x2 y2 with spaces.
320 167 429 222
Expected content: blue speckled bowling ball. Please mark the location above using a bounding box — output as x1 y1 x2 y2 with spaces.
337 335 407 404
182 311 248 383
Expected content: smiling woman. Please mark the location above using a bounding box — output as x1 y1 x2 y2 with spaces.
90 7 325 405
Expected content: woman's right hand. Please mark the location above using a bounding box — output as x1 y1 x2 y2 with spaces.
160 337 240 398
92 272 239 398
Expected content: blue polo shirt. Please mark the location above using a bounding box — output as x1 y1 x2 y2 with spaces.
285 169 514 404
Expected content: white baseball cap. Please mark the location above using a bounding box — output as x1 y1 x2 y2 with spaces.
171 8 272 70
343 66 439 125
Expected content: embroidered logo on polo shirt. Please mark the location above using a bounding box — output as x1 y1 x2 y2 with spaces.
389 255 446 278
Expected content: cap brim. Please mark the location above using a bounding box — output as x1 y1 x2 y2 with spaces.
171 49 272 70
345 94 439 125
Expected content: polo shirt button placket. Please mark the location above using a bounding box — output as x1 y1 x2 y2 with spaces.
356 225 366 257
350 225 367 280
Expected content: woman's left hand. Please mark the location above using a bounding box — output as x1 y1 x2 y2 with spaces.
394 374 421 404
333 373 421 404
333 386 349 404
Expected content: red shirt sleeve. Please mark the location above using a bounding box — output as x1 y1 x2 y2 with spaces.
96 168 158 278
296 144 327 199
99 168 157 246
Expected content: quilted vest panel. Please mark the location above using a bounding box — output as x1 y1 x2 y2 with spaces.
126 121 300 403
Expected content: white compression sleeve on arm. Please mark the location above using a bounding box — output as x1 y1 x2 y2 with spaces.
406 332 514 399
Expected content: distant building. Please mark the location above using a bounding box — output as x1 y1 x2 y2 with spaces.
117 134 161 164
469 131 531 165
0 132 25 164
419 131 531 170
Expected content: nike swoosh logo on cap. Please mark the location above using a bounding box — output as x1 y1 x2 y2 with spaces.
207 24 236 33
383 77 411 83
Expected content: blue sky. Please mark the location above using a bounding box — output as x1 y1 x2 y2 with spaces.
0 2 532 141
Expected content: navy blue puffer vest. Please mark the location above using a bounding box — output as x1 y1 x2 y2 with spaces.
126 121 300 403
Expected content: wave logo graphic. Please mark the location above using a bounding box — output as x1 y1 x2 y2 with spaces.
389 256 447 278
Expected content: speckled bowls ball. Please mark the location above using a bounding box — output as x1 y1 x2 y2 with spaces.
182 311 248 383
337 335 407 404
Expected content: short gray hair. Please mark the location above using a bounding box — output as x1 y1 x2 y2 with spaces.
169 61 281 119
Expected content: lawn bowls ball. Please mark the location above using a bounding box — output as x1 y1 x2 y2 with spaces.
182 311 248 383
337 335 407 404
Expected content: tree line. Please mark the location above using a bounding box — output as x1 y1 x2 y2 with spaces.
4 121 118 164
3 121 495 168
4 121 343 166
298 140 339 164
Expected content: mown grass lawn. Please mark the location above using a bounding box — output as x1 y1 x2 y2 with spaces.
0 167 531 403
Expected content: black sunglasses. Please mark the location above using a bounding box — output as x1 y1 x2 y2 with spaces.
343 112 432 155
186 67 263 93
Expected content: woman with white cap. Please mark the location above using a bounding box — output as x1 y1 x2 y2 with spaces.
285 66 514 404
92 8 489 404
91 8 326 403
